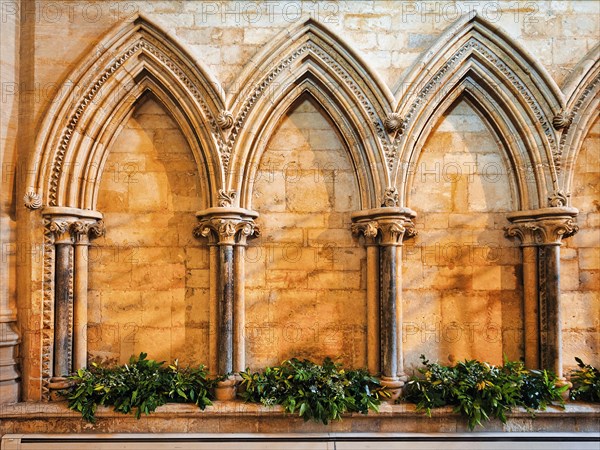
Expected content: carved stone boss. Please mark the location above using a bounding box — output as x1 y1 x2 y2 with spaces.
193 207 259 376
43 208 104 395
506 207 578 378
351 207 417 398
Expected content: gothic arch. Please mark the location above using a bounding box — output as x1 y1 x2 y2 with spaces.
394 13 564 211
25 14 225 211
224 19 394 210
559 43 600 200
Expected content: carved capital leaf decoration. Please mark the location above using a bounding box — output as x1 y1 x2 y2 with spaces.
352 218 416 245
194 216 259 245
403 222 418 239
548 218 579 241
24 190 43 210
351 221 379 240
218 220 237 240
504 222 539 246
506 217 578 246
48 220 69 236
89 220 105 239
70 221 91 236
193 223 212 240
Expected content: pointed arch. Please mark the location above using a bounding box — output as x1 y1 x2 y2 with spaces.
26 14 225 210
225 19 393 209
394 13 564 210
559 44 600 199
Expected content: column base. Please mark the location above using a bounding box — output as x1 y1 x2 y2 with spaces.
556 377 572 402
47 377 73 401
214 376 237 401
380 376 405 403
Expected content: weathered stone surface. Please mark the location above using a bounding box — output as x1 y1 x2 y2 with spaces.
2 1 599 418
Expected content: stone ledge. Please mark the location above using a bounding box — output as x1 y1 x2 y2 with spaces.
0 402 598 434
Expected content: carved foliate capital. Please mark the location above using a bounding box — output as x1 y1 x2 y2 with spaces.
47 220 71 243
351 221 379 245
70 219 105 244
351 221 379 237
351 218 417 246
534 218 579 245
194 217 259 245
44 214 104 245
504 222 539 246
351 207 417 247
507 207 579 246
379 220 410 245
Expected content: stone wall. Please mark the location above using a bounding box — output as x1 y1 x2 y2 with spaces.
247 96 366 369
0 0 598 405
0 0 20 402
561 116 600 372
88 96 210 366
404 99 522 370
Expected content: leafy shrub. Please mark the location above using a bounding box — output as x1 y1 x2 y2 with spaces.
569 357 600 402
64 353 215 422
519 368 567 411
404 356 565 430
239 357 389 424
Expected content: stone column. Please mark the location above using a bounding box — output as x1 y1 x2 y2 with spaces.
49 220 74 385
70 220 105 371
505 222 540 368
506 207 578 378
352 207 417 399
194 207 259 399
43 208 104 398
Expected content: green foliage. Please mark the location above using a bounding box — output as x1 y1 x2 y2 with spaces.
64 353 215 423
569 358 600 402
520 368 567 411
239 358 389 424
404 355 565 430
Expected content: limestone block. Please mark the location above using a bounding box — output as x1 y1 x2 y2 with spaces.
561 259 580 291
563 331 600 370
501 265 518 290
285 174 334 212
332 247 365 271
472 266 502 291
420 213 449 229
266 269 309 289
448 213 490 228
186 269 210 288
261 212 327 229
307 270 362 290
579 247 600 270
579 270 599 291
344 14 392 31
571 229 600 248
561 292 600 330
